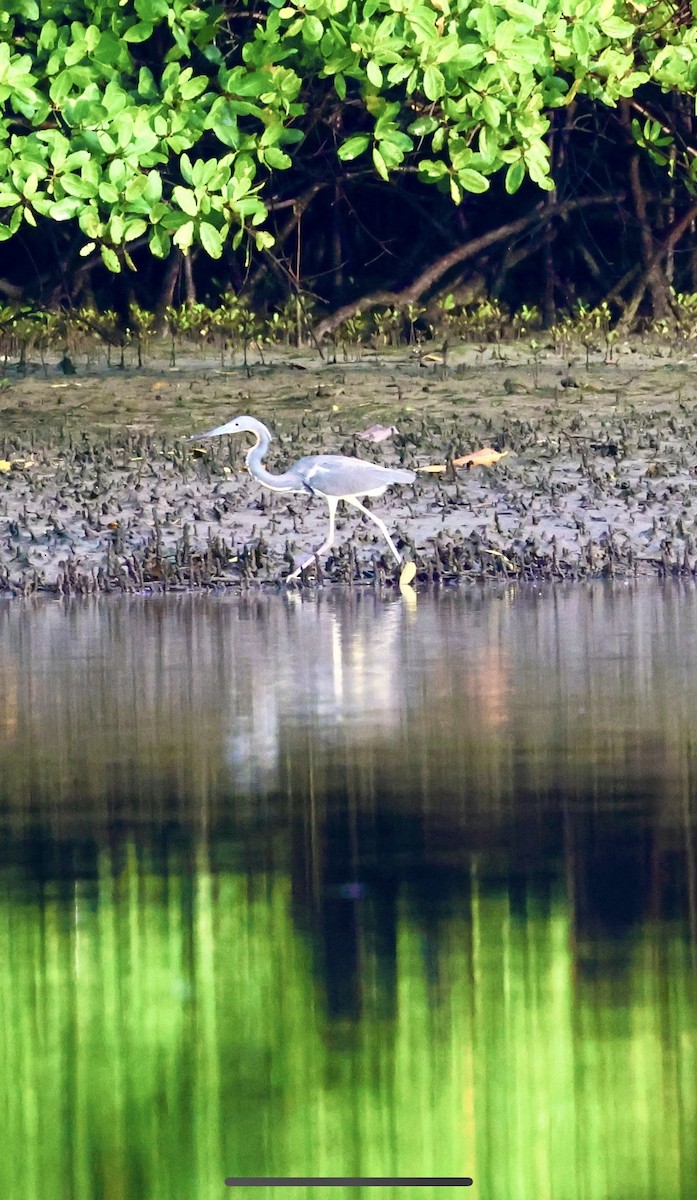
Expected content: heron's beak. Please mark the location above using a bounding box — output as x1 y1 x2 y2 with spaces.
189 420 238 441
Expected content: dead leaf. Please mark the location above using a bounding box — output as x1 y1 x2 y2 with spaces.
416 447 508 474
452 447 509 469
0 460 11 473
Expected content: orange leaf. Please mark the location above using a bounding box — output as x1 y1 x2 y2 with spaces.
452 447 508 469
416 447 508 474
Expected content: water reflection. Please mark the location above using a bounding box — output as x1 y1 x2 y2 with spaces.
0 583 696 1199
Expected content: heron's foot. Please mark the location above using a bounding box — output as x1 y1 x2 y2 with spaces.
285 562 314 585
285 551 324 584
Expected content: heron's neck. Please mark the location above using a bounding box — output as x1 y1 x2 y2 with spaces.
246 432 302 492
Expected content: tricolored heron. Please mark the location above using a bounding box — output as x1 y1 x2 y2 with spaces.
191 415 415 580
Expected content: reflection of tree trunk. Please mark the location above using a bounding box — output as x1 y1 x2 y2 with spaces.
315 192 624 339
621 99 673 325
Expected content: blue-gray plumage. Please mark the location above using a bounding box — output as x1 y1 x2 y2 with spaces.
191 415 415 579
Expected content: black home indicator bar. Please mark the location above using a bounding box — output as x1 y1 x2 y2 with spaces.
226 1179 474 1188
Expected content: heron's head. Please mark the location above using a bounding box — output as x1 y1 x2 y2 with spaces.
189 414 265 442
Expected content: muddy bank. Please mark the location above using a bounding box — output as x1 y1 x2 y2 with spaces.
2 341 697 594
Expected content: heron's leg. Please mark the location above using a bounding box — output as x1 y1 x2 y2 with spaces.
286 496 339 580
345 496 402 565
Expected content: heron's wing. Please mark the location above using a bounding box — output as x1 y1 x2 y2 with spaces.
294 455 415 498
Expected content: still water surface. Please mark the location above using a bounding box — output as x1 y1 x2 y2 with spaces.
0 584 696 1200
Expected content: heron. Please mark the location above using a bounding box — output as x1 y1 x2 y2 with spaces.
191 415 416 580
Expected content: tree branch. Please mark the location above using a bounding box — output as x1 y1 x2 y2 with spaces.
314 192 625 338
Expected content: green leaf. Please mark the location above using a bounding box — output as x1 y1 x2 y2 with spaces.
85 25 101 53
124 219 148 242
123 22 154 43
173 220 195 250
372 145 389 181
264 146 292 169
302 15 324 43
457 168 490 194
366 60 383 88
337 134 370 161
408 115 440 137
180 75 208 101
601 16 635 38
423 65 445 101
138 67 159 99
136 0 170 18
48 197 82 220
149 227 171 258
60 173 98 199
99 182 120 205
143 171 163 205
379 139 404 170
505 160 525 194
38 19 58 50
101 246 121 272
253 229 274 250
200 221 223 258
418 159 449 181
572 24 590 57
504 0 543 24
173 186 198 216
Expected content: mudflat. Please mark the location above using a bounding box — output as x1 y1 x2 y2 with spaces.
2 340 696 594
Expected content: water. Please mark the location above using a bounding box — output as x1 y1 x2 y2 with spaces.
0 583 696 1200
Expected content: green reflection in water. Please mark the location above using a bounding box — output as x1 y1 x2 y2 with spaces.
1 586 697 1200
1 843 695 1200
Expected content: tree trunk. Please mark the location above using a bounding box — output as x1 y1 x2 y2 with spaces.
542 117 557 328
616 201 697 334
154 252 183 329
183 250 196 304
621 99 674 324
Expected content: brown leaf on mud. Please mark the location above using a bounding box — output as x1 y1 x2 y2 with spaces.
453 447 508 469
0 459 34 472
416 447 508 473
